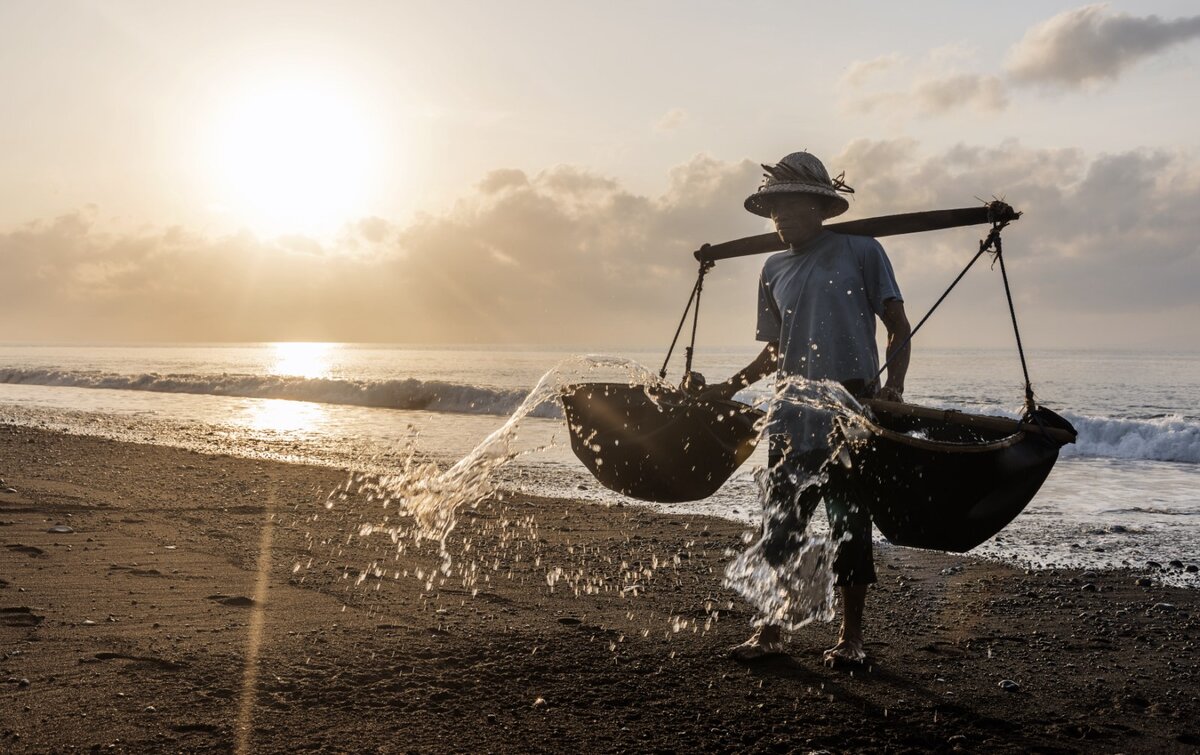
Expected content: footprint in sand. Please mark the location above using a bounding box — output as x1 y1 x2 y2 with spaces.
0 607 44 627
205 594 256 607
4 544 46 557
93 651 187 671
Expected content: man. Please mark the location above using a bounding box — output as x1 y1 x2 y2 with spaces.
703 151 911 664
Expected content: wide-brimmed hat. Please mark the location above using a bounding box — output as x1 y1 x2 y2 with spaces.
744 151 854 219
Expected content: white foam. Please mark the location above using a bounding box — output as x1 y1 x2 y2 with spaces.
1060 412 1200 464
0 367 563 419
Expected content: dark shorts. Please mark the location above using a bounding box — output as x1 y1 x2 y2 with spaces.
762 436 877 586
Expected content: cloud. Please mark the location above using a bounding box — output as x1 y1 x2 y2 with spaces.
654 107 689 133
913 74 1008 113
839 54 905 88
1007 4 1200 87
841 5 1200 119
831 139 1200 348
0 157 763 346
4 146 1198 350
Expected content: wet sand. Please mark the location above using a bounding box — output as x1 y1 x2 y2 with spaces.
1 424 1198 753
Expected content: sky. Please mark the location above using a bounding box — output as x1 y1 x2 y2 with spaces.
2 0 1198 350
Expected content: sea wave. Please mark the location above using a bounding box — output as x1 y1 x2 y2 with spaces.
1059 412 1200 464
0 368 565 419
4 368 1198 463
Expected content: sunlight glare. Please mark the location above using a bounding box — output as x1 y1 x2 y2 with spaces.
209 79 378 236
269 342 335 379
243 398 329 435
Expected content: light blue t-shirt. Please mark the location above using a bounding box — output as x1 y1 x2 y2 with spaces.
756 230 903 448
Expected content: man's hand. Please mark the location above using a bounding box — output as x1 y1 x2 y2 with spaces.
696 380 741 402
880 299 911 404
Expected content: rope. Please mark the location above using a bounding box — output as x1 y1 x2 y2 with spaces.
994 234 1037 411
872 219 1009 388
685 260 711 376
659 259 713 379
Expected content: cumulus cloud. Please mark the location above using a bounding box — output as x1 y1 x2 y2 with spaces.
654 107 689 133
1007 4 1200 87
0 157 764 346
849 72 1008 116
4 146 1198 350
913 74 1008 113
831 139 1200 348
841 5 1200 119
838 55 905 88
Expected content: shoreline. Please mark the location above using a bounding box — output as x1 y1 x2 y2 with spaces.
1 424 1198 752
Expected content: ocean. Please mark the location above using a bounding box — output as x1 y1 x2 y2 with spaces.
1 343 1197 586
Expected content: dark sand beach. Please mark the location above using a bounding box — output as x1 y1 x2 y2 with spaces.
1 424 1197 753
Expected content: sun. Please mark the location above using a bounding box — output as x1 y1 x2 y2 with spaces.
208 77 377 236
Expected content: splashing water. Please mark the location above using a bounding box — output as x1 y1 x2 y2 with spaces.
318 355 875 634
723 377 870 630
324 355 661 570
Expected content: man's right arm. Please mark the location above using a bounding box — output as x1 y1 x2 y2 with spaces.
698 342 778 400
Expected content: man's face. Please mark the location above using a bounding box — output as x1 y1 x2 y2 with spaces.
769 195 826 246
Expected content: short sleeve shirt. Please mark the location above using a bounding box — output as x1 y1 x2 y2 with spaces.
756 231 902 448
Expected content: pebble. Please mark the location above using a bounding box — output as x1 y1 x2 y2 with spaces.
1147 561 1163 570
144 705 156 713
1187 565 1199 573
532 697 546 708
47 525 74 534
998 679 1020 692
1169 560 1184 569
17 678 30 688
0 487 17 495
1081 583 1097 592
1151 603 1177 613
1135 577 1153 587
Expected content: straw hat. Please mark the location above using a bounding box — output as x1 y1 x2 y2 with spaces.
744 151 854 219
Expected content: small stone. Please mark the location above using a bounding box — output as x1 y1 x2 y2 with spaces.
1151 603 1177 613
1135 577 1153 587
1 487 18 494
47 525 74 534
998 679 1020 692
17 677 30 688
1146 561 1163 570
1186 564 1199 573
486 713 497 724
144 705 156 713
1169 560 1184 569
1081 583 1098 592
532 697 546 708
81 619 96 626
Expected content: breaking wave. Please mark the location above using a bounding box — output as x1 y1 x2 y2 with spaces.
4 368 1198 463
0 367 564 419
1059 412 1200 464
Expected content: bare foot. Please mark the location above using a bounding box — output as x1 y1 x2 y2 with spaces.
729 625 785 662
822 638 867 666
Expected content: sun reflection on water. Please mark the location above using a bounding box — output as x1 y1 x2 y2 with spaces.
244 398 329 434
270 342 336 379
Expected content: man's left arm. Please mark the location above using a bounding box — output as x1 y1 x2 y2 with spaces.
879 298 911 402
